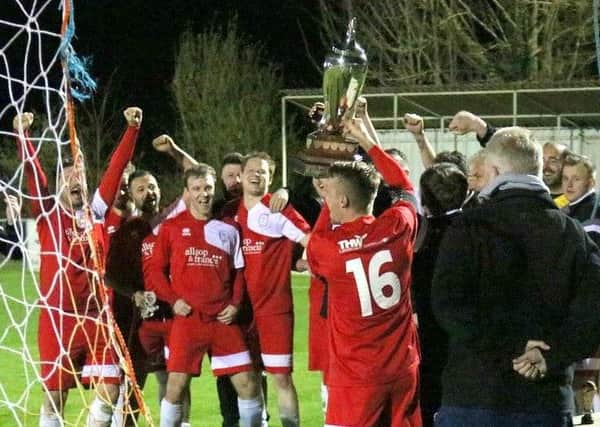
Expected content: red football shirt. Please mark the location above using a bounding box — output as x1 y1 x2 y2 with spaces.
235 194 310 316
18 126 138 313
307 145 419 387
146 210 245 317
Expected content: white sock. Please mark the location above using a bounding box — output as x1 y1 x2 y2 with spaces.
87 398 113 427
320 382 328 414
160 399 182 427
110 386 124 427
39 408 61 427
238 397 263 427
180 423 191 427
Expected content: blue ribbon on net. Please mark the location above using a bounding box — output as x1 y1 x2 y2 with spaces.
58 0 96 101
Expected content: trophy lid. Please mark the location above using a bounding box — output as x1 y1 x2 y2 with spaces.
324 18 367 68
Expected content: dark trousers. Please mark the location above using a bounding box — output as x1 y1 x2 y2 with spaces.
217 375 240 427
435 406 574 427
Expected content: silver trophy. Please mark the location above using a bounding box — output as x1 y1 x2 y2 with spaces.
292 18 368 176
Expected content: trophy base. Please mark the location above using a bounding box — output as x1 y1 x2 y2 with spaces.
290 131 359 177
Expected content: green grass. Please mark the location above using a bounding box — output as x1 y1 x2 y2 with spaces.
0 261 323 426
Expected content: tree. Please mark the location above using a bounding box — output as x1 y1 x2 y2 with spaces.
171 19 284 179
316 0 595 86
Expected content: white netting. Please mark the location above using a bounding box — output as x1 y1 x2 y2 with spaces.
0 1 151 425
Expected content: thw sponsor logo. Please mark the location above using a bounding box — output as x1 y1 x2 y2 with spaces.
337 234 368 252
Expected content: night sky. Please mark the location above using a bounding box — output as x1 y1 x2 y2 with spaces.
74 0 328 136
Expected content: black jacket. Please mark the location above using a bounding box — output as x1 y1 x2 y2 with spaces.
412 212 460 424
562 191 597 223
432 187 600 413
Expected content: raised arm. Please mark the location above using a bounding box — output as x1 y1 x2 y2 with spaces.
355 96 381 146
152 134 199 171
13 113 50 216
343 118 414 192
448 110 495 147
403 113 436 169
93 107 142 219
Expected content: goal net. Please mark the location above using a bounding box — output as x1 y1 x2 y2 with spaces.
0 1 151 425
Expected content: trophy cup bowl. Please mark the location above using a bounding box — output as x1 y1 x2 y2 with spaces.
291 18 368 177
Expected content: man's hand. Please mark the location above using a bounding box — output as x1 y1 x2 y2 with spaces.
512 340 550 380
173 298 192 316
217 304 239 325
13 112 34 132
295 258 309 272
4 195 21 226
342 118 376 152
448 110 487 138
308 102 325 124
403 113 424 135
152 134 175 154
123 107 142 129
355 96 368 118
132 291 146 308
270 188 289 213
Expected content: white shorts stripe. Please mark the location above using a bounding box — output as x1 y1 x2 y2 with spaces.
211 351 252 370
261 353 292 368
81 364 120 378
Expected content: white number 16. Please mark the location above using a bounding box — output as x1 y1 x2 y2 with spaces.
345 249 401 317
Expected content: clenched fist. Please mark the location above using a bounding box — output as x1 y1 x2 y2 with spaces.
152 134 175 153
403 113 424 135
13 112 34 132
123 107 143 128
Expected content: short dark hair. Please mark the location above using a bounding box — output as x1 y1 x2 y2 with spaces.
183 163 217 188
327 161 381 213
434 151 468 175
384 148 408 162
222 152 243 167
127 169 154 188
420 162 468 216
242 151 276 177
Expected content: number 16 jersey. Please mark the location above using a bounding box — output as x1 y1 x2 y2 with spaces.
307 147 420 387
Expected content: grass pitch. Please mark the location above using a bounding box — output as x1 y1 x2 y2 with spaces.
0 261 323 426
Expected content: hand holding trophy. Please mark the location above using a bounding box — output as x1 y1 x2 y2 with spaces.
292 18 368 176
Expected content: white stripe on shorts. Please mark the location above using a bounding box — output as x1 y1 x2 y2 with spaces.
261 353 292 368
81 364 120 378
211 351 252 370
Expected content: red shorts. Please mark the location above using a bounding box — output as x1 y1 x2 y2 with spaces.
308 282 328 372
325 366 421 427
167 313 252 377
38 308 120 391
138 319 172 372
253 312 294 374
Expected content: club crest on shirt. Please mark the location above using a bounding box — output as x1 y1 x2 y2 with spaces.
337 233 368 252
258 213 269 228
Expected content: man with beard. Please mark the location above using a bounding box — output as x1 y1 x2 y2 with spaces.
544 142 570 208
14 107 141 427
106 134 193 426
